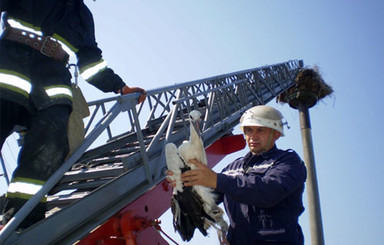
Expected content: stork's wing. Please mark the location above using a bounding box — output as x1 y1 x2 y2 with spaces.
165 143 184 171
165 143 184 193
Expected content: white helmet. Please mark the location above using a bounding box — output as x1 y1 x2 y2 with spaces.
240 105 285 136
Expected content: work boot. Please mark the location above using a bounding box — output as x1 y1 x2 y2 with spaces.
2 198 46 230
1 207 15 226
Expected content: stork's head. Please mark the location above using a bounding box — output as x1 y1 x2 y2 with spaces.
189 110 202 122
189 110 202 136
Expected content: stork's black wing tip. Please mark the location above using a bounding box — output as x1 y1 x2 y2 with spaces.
170 186 215 241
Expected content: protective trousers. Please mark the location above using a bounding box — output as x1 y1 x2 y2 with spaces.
0 99 70 229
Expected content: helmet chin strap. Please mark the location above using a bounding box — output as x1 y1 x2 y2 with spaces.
263 130 276 153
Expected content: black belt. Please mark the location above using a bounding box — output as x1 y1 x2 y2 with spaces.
2 27 69 62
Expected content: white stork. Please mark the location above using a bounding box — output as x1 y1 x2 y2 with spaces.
165 110 228 244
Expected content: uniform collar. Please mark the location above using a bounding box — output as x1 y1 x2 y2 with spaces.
244 144 278 160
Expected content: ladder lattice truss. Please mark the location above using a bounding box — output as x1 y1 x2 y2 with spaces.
0 60 303 244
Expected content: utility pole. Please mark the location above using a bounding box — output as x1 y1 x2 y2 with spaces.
298 103 324 245
278 66 332 245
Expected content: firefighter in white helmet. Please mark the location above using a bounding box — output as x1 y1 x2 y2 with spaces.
239 105 285 154
169 105 307 244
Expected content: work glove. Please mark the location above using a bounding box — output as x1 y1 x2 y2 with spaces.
117 85 147 104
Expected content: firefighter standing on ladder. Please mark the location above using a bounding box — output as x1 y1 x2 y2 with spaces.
0 0 146 230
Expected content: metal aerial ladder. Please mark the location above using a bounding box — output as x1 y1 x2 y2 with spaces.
0 60 303 245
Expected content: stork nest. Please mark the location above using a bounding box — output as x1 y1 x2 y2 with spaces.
277 66 333 108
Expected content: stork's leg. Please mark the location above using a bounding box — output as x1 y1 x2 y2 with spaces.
204 219 230 245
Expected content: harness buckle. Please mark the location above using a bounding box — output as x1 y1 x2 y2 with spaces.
40 36 58 58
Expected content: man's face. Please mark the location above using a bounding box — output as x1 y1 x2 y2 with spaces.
243 126 280 154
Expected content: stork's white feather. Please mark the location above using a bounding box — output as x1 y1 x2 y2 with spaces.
165 143 184 194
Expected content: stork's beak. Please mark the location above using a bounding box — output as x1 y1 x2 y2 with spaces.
192 118 202 137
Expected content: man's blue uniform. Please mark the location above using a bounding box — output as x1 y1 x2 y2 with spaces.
216 145 307 244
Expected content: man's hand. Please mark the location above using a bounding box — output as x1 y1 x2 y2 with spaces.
165 170 177 188
118 85 147 104
181 159 218 189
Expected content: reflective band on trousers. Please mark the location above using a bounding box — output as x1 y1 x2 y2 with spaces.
80 60 108 81
46 86 73 99
0 72 32 97
7 181 43 196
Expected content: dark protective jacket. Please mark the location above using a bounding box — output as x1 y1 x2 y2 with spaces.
0 0 125 111
215 145 307 245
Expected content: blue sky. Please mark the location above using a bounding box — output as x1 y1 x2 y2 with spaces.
1 1 384 244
